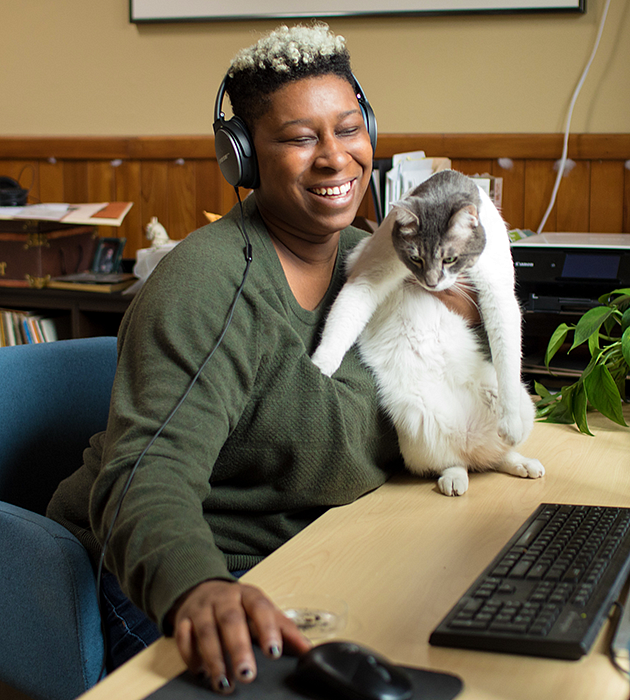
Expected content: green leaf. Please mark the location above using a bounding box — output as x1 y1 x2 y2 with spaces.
588 330 600 357
542 386 575 424
534 381 553 400
545 324 570 366
622 327 630 367
572 384 593 436
572 306 613 350
598 288 630 304
622 308 630 335
583 364 627 427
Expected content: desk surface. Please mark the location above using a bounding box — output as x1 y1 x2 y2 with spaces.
80 409 630 700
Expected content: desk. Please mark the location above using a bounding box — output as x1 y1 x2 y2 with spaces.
80 409 630 700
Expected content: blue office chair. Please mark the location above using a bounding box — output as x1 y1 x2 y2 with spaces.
0 337 118 700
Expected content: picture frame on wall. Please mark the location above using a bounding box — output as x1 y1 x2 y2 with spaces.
129 0 586 23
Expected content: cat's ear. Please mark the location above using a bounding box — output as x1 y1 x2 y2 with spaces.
449 204 479 239
391 199 419 230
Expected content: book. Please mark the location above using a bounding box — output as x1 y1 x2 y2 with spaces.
0 308 61 346
47 272 137 294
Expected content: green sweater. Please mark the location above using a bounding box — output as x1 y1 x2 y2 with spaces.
47 197 401 632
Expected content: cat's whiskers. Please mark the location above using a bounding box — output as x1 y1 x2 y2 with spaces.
450 278 480 314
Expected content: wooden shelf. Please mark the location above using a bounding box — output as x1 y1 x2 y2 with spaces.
0 286 133 340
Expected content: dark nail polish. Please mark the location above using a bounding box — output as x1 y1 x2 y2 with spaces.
268 643 282 659
216 675 231 693
239 666 255 680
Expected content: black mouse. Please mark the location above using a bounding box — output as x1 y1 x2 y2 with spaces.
294 641 413 700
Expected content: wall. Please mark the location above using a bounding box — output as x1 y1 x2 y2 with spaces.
2 133 629 261
1 0 629 135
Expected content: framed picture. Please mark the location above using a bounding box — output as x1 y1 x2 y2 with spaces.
130 0 585 22
91 238 126 275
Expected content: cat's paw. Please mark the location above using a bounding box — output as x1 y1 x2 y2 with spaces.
310 350 341 377
438 467 469 497
498 412 526 446
499 452 545 480
520 457 545 479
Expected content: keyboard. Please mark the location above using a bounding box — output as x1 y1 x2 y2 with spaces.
429 503 630 660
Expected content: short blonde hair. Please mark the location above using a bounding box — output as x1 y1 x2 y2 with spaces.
228 23 348 77
225 22 353 130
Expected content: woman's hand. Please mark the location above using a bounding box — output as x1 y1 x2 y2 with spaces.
171 580 311 694
433 284 481 326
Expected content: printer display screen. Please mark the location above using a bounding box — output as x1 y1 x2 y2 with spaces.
561 253 620 280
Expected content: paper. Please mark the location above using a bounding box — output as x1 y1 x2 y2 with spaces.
0 203 70 221
384 152 452 215
0 202 133 226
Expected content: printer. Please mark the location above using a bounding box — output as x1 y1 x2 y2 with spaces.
511 232 630 312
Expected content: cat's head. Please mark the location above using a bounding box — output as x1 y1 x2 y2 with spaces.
391 170 486 292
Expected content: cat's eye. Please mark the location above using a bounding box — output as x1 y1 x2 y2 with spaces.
409 254 423 266
444 256 458 265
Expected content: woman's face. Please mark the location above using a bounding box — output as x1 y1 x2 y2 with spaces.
252 74 373 242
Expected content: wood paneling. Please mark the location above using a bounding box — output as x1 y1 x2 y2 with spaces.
590 161 625 233
493 158 525 229
556 161 590 233
2 134 629 258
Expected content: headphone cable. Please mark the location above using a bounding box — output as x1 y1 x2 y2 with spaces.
95 188 252 680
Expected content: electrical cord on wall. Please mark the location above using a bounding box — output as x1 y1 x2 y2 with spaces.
95 188 252 680
537 0 612 234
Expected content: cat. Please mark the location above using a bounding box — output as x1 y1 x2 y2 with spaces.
311 169 544 496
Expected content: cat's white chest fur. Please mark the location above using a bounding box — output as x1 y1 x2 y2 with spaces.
311 173 544 496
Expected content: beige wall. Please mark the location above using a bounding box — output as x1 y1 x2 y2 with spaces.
1 0 628 136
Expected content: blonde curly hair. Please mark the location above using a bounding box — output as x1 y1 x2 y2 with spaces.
225 22 354 130
229 23 348 76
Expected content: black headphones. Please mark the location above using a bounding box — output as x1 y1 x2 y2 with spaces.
0 176 29 207
213 73 377 190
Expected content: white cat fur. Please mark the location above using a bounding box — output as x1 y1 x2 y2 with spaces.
311 182 544 496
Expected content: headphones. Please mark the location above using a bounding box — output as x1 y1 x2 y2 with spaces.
213 73 377 190
0 176 29 207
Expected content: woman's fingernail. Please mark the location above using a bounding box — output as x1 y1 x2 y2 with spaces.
215 675 231 693
238 665 255 681
268 643 282 659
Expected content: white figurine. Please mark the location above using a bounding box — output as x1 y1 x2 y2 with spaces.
145 216 170 248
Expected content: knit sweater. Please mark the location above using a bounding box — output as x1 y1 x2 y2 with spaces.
47 197 401 632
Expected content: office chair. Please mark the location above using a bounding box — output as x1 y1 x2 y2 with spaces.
0 336 117 700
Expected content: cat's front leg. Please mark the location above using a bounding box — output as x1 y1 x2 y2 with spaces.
437 466 469 497
312 221 408 376
496 451 545 480
311 281 378 376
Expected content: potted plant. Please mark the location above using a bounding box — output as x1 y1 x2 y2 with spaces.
534 288 630 435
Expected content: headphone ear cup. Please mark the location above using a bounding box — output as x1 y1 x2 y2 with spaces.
0 176 28 206
214 116 260 190
360 99 378 154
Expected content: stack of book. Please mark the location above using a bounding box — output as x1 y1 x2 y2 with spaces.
0 308 59 346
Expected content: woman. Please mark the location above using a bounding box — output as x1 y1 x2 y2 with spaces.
48 23 476 695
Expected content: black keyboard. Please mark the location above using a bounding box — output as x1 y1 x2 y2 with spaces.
430 503 630 660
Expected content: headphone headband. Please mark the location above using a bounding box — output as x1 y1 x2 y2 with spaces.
213 72 377 190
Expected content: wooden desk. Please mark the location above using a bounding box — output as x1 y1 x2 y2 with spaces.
80 409 630 700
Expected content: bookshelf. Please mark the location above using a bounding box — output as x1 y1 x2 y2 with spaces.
0 286 133 341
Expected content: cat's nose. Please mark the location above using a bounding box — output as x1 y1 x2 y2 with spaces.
425 272 440 288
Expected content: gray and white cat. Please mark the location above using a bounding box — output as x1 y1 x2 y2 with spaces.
312 170 544 496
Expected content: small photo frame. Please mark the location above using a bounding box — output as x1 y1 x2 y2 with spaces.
91 238 126 274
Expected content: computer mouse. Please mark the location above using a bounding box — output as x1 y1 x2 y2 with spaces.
294 640 413 700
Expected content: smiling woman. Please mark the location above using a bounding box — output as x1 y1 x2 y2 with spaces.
46 21 476 698
252 75 374 309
